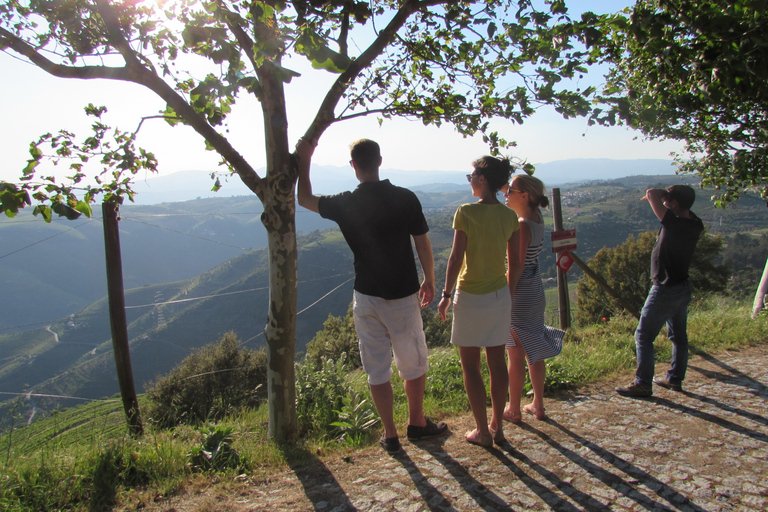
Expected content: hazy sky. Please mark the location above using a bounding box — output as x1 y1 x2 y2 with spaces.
0 0 683 185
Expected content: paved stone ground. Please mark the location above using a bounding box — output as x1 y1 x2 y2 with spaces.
145 347 768 511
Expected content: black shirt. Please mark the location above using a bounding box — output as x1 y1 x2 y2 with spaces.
651 209 704 286
318 179 429 300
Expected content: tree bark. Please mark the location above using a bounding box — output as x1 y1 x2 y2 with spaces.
258 60 298 442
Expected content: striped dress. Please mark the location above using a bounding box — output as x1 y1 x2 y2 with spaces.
507 215 565 363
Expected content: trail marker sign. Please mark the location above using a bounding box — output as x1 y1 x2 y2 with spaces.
551 229 577 253
556 251 575 272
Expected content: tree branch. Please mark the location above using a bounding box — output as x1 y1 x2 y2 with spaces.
0 27 130 80
1 7 265 199
303 0 458 141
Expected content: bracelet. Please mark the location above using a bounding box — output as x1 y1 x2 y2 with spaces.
442 291 452 299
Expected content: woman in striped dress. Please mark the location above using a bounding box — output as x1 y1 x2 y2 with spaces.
503 175 565 422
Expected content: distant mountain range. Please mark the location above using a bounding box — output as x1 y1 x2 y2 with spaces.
130 158 677 204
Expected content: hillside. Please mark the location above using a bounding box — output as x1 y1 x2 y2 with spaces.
3 174 768 429
0 196 337 331
0 230 359 426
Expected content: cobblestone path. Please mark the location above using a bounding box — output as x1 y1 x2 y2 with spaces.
149 347 768 511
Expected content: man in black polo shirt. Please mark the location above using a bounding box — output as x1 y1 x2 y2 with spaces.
617 184 704 398
297 138 448 452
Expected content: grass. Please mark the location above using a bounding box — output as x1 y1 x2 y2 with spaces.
1 294 767 510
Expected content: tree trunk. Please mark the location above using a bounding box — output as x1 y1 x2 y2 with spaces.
255 57 300 442
261 177 298 441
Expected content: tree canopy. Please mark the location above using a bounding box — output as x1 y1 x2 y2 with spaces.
597 0 768 206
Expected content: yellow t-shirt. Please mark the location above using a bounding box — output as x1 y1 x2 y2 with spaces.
453 202 519 295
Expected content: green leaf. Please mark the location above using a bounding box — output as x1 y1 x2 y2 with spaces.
52 202 82 220
296 31 352 74
33 205 52 223
74 201 92 218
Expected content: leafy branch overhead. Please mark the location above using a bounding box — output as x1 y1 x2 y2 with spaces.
0 104 157 222
595 0 768 206
1 1 610 181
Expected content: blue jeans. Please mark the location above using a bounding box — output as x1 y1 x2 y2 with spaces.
634 282 692 387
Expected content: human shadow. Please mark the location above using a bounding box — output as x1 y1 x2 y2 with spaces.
415 436 514 511
282 445 356 511
489 441 594 511
390 448 455 511
681 386 768 427
689 351 768 395
528 420 709 512
653 396 768 443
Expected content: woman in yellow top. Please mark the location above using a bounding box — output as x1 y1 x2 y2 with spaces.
438 155 520 447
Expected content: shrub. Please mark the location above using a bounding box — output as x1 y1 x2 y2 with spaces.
295 353 354 439
330 390 380 447
187 425 244 473
305 306 361 370
145 332 267 428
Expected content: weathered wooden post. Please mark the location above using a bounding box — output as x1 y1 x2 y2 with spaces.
102 201 143 437
551 188 571 329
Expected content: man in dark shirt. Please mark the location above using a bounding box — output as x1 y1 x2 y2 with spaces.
297 138 448 452
617 185 704 398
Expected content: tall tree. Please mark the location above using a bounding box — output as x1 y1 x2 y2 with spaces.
1 0 606 441
597 0 768 206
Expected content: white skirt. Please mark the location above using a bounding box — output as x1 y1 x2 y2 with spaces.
450 288 511 347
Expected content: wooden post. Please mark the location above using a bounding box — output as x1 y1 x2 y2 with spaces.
102 202 143 437
551 188 570 329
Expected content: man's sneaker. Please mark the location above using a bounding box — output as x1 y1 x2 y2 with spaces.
407 417 449 441
615 382 653 398
654 377 683 392
379 435 402 454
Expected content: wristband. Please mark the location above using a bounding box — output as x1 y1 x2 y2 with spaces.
442 291 452 299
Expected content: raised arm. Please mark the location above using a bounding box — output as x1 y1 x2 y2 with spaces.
413 233 435 307
642 188 668 221
296 138 320 213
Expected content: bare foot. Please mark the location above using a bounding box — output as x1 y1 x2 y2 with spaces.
524 403 546 420
489 427 505 445
502 409 522 424
465 429 493 447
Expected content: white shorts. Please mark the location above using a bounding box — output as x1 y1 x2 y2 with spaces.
451 288 511 347
353 291 429 386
